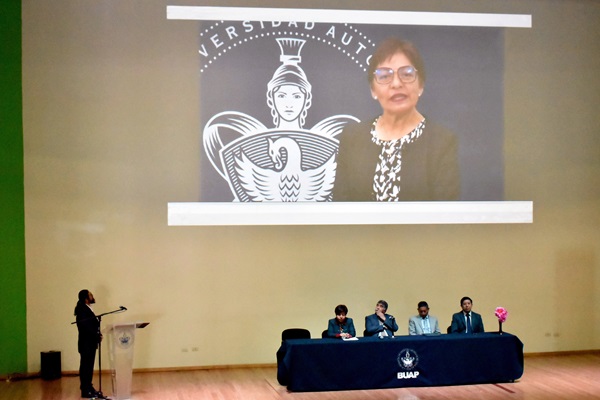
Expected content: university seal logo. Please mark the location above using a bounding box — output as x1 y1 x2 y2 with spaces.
117 329 134 349
203 37 359 201
397 348 419 370
198 21 376 201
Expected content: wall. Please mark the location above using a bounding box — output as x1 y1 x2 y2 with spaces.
0 0 27 376
20 0 600 373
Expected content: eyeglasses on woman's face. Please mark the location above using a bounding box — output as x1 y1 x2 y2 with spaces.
373 66 418 85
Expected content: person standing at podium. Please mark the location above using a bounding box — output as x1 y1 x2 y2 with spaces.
450 296 484 334
74 289 102 398
365 300 399 337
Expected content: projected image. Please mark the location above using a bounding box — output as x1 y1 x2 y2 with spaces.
203 38 358 201
198 21 504 202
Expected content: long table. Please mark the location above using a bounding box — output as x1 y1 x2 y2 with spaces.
277 332 524 392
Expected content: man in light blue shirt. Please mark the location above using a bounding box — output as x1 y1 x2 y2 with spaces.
408 301 441 335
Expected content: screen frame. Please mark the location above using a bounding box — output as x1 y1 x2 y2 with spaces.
167 6 533 226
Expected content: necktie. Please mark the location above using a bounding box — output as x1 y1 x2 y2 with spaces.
466 313 472 333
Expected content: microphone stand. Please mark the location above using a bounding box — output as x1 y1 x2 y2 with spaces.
73 307 127 400
96 308 127 400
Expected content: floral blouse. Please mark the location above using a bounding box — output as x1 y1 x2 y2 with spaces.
370 117 426 201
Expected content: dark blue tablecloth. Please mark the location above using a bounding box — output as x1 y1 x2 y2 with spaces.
277 333 524 392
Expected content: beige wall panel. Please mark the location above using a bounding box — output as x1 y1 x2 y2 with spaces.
23 0 600 372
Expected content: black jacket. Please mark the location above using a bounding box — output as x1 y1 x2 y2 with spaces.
332 119 460 201
75 302 100 353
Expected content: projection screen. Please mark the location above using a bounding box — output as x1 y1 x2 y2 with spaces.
166 6 533 225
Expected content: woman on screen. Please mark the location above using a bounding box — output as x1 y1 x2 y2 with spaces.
327 304 356 339
332 37 460 201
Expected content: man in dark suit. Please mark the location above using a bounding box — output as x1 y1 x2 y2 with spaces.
450 296 484 334
365 300 399 337
74 289 102 398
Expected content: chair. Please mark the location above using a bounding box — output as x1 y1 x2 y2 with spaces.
447 326 452 334
281 328 310 342
278 329 309 385
321 330 328 338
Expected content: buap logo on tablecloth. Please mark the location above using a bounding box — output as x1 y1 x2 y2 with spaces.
397 348 420 379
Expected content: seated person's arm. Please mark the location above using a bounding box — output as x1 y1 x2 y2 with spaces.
327 319 339 338
408 318 417 335
348 319 356 337
450 315 460 333
365 316 382 335
384 316 399 333
433 319 441 334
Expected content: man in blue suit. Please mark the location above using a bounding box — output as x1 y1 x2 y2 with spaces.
365 300 399 337
450 296 484 334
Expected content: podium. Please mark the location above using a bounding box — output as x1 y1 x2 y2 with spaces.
108 322 149 400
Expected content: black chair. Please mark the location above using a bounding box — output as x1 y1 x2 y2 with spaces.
278 329 309 385
447 326 452 334
321 329 328 338
281 328 310 342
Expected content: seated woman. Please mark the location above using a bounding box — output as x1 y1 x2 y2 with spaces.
327 304 356 338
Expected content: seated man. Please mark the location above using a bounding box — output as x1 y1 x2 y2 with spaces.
450 296 484 334
365 300 398 337
408 301 441 335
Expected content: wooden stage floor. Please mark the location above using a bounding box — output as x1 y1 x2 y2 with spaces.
1 353 599 399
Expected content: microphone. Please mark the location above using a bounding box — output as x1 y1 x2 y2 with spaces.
119 306 127 311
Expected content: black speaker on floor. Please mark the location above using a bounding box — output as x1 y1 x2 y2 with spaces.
40 351 61 380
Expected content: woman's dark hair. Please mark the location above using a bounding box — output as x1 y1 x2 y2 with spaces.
334 304 348 315
368 37 426 86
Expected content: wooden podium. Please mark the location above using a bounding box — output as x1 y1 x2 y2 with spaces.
107 322 149 400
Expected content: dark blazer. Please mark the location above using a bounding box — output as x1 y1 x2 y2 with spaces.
327 317 356 338
450 311 485 334
333 118 460 201
365 313 399 337
75 302 100 353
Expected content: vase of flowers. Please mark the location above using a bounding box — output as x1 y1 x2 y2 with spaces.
495 307 508 334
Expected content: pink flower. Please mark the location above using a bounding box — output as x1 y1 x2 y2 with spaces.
495 307 508 323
